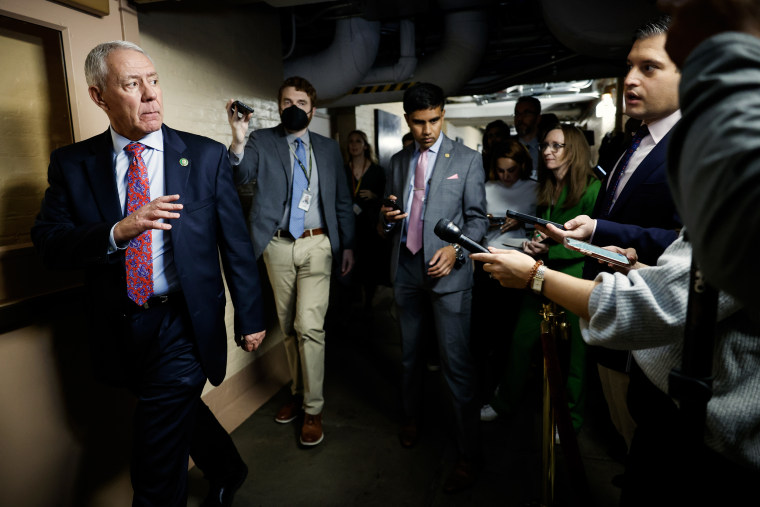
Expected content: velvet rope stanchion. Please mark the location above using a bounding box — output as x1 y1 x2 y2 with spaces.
539 303 593 507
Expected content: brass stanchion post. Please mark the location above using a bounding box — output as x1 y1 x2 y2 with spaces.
539 303 593 506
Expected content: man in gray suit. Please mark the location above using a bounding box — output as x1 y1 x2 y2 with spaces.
381 82 487 493
227 76 354 448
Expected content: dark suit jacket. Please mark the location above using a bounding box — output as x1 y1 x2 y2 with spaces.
385 134 488 294
31 125 264 387
586 128 682 371
589 130 681 270
232 125 354 259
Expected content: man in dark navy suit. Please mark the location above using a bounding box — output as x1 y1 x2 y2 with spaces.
31 41 265 507
537 16 682 460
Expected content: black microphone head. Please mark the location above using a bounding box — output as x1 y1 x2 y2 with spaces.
434 218 462 242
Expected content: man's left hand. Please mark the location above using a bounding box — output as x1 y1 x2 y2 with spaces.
427 245 456 278
341 249 355 276
239 330 266 352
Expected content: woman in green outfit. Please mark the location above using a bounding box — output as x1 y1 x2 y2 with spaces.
482 124 600 431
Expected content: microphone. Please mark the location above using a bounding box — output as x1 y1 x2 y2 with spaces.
434 218 489 254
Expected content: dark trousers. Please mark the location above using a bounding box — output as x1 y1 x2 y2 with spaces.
394 247 480 459
127 299 243 507
622 361 759 506
470 261 520 403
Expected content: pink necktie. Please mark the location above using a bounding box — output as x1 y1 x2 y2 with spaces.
124 142 153 305
406 149 428 254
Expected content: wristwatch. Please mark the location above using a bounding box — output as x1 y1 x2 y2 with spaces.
450 243 464 261
531 264 547 294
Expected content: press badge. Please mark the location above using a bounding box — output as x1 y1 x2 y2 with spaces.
298 189 313 211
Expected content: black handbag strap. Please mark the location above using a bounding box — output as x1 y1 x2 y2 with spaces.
668 237 718 443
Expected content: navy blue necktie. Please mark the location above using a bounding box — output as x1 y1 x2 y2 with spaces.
603 125 649 215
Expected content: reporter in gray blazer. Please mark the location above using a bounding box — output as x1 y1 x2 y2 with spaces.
227 77 354 448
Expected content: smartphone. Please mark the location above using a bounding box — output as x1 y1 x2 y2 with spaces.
382 198 401 212
487 214 506 225
564 237 631 267
230 100 255 116
506 210 566 231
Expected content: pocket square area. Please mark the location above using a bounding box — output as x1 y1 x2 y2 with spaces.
446 174 459 180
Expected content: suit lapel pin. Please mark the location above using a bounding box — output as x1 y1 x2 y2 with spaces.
179 158 189 167
445 153 450 158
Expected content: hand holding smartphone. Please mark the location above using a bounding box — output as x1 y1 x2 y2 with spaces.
507 210 566 231
487 214 506 226
563 237 631 267
382 198 401 212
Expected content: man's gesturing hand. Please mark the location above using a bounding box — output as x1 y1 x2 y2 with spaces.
114 194 183 244
239 330 267 352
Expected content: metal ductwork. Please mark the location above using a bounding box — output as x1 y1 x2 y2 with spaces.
539 0 660 60
360 19 417 86
282 16 381 103
325 8 489 108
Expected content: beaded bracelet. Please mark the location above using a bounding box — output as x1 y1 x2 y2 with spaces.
525 260 544 289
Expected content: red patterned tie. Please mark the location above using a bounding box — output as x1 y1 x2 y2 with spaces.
406 149 428 254
124 142 153 305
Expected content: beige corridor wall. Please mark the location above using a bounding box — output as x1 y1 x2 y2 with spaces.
0 1 289 505
136 5 284 388
0 1 140 505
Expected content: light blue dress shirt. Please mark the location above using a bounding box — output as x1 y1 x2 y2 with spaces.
401 133 443 241
108 127 178 296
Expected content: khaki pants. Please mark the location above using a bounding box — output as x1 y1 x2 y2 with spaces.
263 234 332 414
598 363 636 450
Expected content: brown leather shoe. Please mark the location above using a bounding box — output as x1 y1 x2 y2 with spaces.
442 459 479 494
275 397 302 424
300 413 324 446
398 420 418 448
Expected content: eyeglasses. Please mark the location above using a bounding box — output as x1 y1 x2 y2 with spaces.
539 142 566 152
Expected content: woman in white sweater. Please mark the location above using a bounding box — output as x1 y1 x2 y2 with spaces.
471 231 760 504
483 139 537 249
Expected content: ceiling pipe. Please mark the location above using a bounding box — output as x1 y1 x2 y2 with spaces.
282 16 381 103
325 8 489 108
539 0 660 60
360 19 417 85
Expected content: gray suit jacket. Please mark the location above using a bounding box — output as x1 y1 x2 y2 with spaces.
232 125 354 259
386 134 487 294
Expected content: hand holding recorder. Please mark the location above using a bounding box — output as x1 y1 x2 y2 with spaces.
226 99 255 154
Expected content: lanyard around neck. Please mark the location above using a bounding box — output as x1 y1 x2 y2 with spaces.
350 159 369 196
289 140 313 187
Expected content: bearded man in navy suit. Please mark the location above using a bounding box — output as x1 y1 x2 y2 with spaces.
32 41 265 507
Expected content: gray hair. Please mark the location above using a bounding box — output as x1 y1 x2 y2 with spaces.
85 41 153 90
633 15 671 41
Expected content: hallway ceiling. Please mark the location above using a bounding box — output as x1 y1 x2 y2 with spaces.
131 0 663 122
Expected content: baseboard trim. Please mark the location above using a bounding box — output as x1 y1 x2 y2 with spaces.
202 340 290 433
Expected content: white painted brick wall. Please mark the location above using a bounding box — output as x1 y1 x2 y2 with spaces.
138 8 285 386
